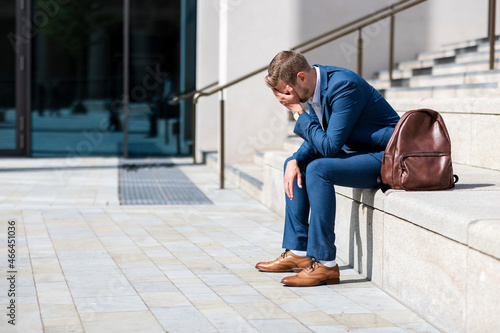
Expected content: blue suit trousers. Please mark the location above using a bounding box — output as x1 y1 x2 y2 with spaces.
282 150 383 261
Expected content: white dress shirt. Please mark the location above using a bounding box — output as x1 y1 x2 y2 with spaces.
307 66 323 130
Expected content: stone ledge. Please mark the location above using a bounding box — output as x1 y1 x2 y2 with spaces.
469 219 500 260
263 148 500 261
225 147 500 261
335 163 500 261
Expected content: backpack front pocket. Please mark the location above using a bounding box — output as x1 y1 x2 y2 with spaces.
399 152 454 190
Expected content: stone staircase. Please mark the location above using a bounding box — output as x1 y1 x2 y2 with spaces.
203 36 500 333
371 36 500 99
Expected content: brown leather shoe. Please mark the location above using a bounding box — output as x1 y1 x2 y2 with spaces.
255 250 311 272
281 260 340 287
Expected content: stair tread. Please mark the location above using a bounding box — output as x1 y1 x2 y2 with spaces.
226 162 263 185
382 82 497 91
373 68 500 83
385 97 500 115
376 59 500 79
440 35 499 50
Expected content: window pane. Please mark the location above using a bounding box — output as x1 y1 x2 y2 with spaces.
128 0 188 157
31 0 124 156
0 1 17 150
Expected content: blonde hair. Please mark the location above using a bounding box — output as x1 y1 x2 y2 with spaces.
264 50 311 88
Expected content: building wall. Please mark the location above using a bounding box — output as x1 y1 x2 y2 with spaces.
195 0 220 162
196 0 500 163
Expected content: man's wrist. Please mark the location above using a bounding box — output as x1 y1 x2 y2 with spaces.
293 109 304 121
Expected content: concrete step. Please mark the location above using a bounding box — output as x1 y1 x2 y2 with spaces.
283 136 303 152
396 55 456 70
408 69 500 87
415 40 500 62
253 150 264 166
375 58 500 81
369 69 500 90
287 119 296 137
395 48 500 71
455 49 500 64
477 40 500 52
431 59 500 75
205 150 271 202
416 45 477 61
381 82 498 100
439 35 500 51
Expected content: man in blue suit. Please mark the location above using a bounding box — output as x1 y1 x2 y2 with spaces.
255 50 400 287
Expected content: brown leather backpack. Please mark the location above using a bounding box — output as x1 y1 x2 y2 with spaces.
380 108 458 191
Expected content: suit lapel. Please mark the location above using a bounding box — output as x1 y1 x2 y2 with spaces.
318 65 330 130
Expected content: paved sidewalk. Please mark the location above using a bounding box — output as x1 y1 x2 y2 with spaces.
0 158 439 333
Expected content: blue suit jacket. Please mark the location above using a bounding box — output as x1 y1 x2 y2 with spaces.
291 65 400 164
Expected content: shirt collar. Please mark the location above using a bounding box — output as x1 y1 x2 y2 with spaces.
307 66 321 105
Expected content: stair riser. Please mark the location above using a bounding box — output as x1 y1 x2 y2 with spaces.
455 51 500 64
253 153 264 167
408 74 500 88
417 49 456 61
397 59 437 70
377 61 500 81
415 42 500 62
432 62 494 75
477 42 500 53
384 87 499 99
225 170 263 201
205 151 264 201
372 73 500 90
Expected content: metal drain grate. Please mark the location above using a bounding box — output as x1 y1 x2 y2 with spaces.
119 159 212 205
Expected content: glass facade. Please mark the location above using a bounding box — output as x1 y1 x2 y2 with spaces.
0 0 195 158
31 0 125 156
127 1 183 157
0 1 17 150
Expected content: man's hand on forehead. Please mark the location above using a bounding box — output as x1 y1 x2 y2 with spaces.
271 85 302 112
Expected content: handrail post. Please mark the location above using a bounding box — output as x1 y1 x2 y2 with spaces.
192 91 207 164
389 14 395 81
219 90 225 189
192 93 199 164
357 29 363 76
489 0 496 70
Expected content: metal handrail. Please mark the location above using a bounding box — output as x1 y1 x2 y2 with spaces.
172 81 218 105
193 0 496 188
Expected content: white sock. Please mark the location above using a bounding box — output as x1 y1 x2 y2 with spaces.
319 260 337 267
290 249 307 257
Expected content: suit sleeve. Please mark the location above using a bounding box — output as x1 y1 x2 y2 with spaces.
291 104 321 163
293 79 365 158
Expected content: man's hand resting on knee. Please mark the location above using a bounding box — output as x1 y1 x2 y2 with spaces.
284 159 302 200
